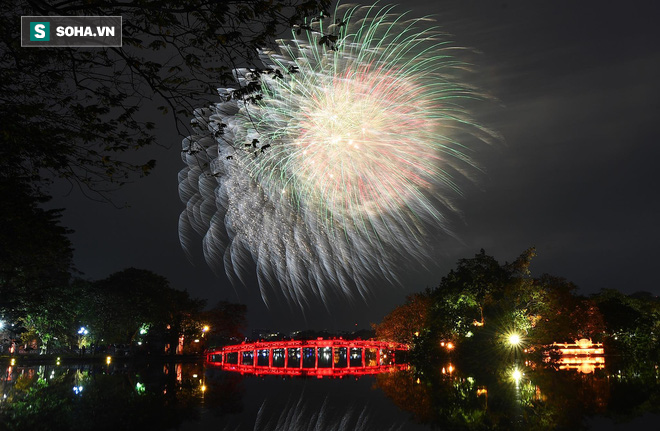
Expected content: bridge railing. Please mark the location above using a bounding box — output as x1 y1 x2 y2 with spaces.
206 339 409 371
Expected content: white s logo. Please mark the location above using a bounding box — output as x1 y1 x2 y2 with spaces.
34 24 46 39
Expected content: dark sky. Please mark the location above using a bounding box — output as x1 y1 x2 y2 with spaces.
50 1 660 333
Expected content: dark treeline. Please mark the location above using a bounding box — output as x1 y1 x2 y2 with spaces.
372 248 660 430
1 0 330 359
374 248 660 363
1 257 247 356
0 175 246 355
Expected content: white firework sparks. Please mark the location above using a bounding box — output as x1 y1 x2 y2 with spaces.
178 3 495 307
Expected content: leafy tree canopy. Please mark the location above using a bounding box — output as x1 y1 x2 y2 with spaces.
1 0 330 198
0 177 74 325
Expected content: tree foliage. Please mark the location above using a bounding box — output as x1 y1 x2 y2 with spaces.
424 248 609 347
1 0 307 354
0 177 75 350
1 0 330 197
201 300 248 346
79 268 205 344
594 289 659 359
377 248 659 364
373 293 432 345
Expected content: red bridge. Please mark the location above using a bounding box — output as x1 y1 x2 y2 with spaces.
206 339 409 377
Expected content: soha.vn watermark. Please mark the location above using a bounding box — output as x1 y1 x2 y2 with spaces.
21 16 122 47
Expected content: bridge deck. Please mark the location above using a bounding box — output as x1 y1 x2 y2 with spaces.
206 339 408 375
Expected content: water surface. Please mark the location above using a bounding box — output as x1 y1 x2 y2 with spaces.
1 359 658 430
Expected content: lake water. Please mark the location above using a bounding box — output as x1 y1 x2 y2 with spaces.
1 360 658 430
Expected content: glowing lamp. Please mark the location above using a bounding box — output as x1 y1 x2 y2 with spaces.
508 333 521 346
512 369 522 381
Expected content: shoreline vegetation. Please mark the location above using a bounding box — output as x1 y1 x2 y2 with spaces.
1 249 658 430
373 248 659 366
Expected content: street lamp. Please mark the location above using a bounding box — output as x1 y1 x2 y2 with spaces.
511 368 523 382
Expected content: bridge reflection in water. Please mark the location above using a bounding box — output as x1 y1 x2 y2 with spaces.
206 339 409 377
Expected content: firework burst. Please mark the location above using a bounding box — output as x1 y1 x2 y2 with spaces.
179 3 495 307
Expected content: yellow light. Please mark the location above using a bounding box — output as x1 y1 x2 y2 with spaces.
201 385 206 392
446 342 454 350
414 331 419 337
106 356 112 364
10 358 15 366
508 333 521 346
512 369 522 381
202 326 210 333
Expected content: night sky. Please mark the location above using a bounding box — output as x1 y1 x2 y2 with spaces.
50 1 660 333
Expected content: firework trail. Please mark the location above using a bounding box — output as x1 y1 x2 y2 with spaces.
179 2 495 307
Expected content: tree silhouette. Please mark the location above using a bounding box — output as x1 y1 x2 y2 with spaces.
1 0 330 198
